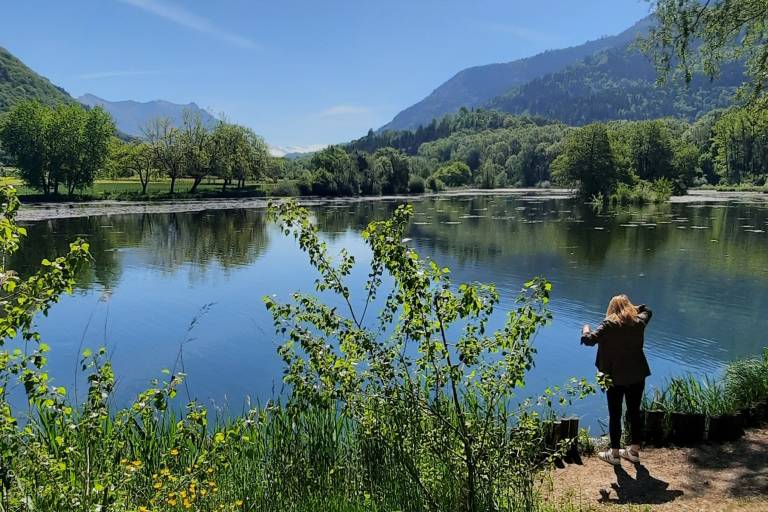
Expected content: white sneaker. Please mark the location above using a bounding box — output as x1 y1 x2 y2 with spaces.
598 450 621 466
619 447 640 463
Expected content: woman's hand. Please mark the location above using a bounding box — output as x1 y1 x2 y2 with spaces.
582 324 591 335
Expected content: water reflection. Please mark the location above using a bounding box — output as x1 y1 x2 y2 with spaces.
14 209 268 288
13 193 768 428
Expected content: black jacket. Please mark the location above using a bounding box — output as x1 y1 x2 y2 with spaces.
580 305 652 386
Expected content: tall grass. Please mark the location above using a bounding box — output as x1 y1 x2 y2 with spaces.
609 178 674 206
0 356 566 512
663 375 706 414
724 349 768 408
645 349 768 416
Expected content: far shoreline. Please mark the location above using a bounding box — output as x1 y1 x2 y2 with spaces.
16 187 768 222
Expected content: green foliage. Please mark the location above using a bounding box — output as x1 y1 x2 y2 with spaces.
551 123 620 197
697 377 737 417
711 107 768 185
265 201 594 511
140 113 269 194
311 146 358 196
724 351 768 410
430 161 472 187
349 109 516 155
0 47 74 112
408 175 426 194
0 101 114 194
645 349 768 417
645 0 768 109
609 179 673 206
426 175 446 192
107 140 156 193
488 44 742 125
663 375 707 414
270 180 301 197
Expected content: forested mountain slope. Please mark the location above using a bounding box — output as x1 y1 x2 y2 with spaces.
381 16 653 132
486 44 744 124
0 46 73 112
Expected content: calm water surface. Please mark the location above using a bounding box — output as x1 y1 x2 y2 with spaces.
14 192 768 430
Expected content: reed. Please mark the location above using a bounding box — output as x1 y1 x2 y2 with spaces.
664 375 706 414
724 352 768 409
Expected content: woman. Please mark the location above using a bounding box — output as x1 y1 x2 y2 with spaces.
581 294 652 466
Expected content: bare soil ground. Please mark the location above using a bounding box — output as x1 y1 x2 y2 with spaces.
546 428 768 511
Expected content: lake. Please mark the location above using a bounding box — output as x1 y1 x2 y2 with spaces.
13 191 768 431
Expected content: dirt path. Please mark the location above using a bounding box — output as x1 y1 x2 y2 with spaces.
547 428 768 511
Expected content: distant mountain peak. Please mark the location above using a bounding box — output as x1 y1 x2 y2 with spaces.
77 94 218 137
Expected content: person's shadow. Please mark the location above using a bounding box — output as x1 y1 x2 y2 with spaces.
602 464 684 505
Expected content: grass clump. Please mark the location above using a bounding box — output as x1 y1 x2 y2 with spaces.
724 350 768 409
609 178 674 206
269 180 301 197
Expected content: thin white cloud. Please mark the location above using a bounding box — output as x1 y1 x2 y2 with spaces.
269 144 328 157
318 105 372 117
486 23 557 44
118 0 259 50
74 69 171 80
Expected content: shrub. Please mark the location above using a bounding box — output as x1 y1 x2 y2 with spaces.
611 182 635 205
408 175 425 194
429 161 472 187
653 177 674 201
609 179 673 206
426 175 445 192
270 180 301 197
265 201 594 511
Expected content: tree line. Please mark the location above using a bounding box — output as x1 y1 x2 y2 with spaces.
0 100 270 196
2 99 767 199
280 106 768 198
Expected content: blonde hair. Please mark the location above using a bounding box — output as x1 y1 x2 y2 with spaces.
605 294 638 326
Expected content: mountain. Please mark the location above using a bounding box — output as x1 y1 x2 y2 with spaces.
77 94 219 138
0 46 74 112
380 16 654 132
269 144 328 158
485 43 743 123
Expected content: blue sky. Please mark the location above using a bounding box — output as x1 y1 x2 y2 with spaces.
3 1 650 149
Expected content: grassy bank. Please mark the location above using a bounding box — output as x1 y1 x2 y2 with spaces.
694 183 768 193
0 177 271 202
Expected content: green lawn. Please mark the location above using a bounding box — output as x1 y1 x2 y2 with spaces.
0 177 271 201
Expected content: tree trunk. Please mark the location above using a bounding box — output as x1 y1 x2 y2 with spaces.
190 176 203 193
221 179 227 192
141 179 148 195
170 176 176 194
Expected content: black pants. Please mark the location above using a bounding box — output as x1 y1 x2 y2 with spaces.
607 379 645 449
